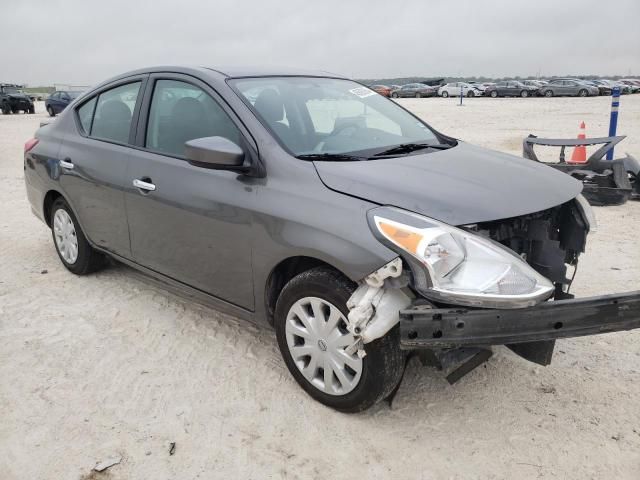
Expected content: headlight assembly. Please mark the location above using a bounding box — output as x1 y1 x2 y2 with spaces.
368 207 555 309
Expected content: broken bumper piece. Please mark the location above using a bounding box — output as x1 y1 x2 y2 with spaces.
400 291 640 350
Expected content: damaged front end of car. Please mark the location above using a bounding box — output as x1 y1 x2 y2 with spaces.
346 196 640 383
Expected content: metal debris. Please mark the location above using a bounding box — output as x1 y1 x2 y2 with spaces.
169 442 176 456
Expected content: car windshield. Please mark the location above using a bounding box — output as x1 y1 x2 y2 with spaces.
4 87 21 94
230 77 440 157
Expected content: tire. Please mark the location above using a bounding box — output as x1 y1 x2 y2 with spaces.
490 90 498 98
441 91 449 98
520 90 529 98
47 106 55 117
415 92 421 98
28 105 35 114
1 102 10 114
544 90 553 97
391 92 398 98
578 89 588 97
467 90 475 97
50 197 106 275
274 267 405 413
11 106 18 114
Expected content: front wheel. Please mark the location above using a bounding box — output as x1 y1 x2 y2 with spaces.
441 91 449 98
47 106 55 117
490 90 498 98
578 89 588 97
28 105 35 114
274 267 405 413
520 90 529 98
415 92 421 98
50 197 106 275
391 92 398 98
544 90 553 97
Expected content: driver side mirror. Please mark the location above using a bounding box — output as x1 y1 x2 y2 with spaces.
185 136 246 170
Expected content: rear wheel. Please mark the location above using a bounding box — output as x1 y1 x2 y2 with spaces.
391 92 399 98
415 92 421 98
544 90 553 97
441 90 449 98
520 90 529 98
467 90 475 97
274 267 405 413
28 105 35 114
50 197 106 275
578 89 588 97
1 102 10 114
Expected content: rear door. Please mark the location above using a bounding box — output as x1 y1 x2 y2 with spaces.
124 73 256 309
58 77 147 258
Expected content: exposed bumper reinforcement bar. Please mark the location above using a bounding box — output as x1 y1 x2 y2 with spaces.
400 291 640 349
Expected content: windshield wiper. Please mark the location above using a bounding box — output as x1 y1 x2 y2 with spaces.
296 153 365 161
372 142 452 157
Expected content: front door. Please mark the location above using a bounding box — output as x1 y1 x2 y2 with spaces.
124 75 255 309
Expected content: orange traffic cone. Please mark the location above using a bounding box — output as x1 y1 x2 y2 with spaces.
568 121 587 164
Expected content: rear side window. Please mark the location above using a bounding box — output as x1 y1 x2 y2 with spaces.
91 82 141 144
145 79 241 158
77 97 96 134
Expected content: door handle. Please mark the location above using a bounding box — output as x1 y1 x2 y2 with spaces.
60 159 74 170
133 178 156 192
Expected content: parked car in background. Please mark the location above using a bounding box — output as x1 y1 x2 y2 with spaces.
522 80 546 88
597 79 632 94
539 79 598 97
581 80 612 96
467 81 488 93
369 85 392 97
0 84 35 114
438 82 483 97
485 81 538 98
24 65 640 412
619 79 640 93
45 90 83 116
390 83 436 98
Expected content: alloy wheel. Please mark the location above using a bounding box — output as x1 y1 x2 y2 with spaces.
285 297 363 395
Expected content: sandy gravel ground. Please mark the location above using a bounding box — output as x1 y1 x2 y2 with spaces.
1 96 639 480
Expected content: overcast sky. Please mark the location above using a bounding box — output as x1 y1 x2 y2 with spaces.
3 0 639 86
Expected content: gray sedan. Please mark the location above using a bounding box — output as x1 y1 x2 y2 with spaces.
539 79 599 97
23 66 640 412
390 83 436 98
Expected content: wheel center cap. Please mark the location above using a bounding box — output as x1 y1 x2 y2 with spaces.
317 339 328 352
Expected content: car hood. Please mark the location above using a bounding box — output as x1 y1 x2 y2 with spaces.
313 142 583 226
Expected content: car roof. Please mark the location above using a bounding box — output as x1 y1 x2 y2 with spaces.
205 65 346 78
90 65 349 93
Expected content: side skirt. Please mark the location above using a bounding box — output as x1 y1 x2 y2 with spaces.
103 250 258 326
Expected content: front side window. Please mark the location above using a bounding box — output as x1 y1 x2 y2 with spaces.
230 77 438 157
145 79 241 157
91 82 141 144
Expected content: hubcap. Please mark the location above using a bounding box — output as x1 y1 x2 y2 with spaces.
285 297 363 396
53 209 79 264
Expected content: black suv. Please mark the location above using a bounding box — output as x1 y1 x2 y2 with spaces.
0 84 35 114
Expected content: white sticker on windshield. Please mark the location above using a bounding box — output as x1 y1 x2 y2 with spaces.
349 87 376 98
